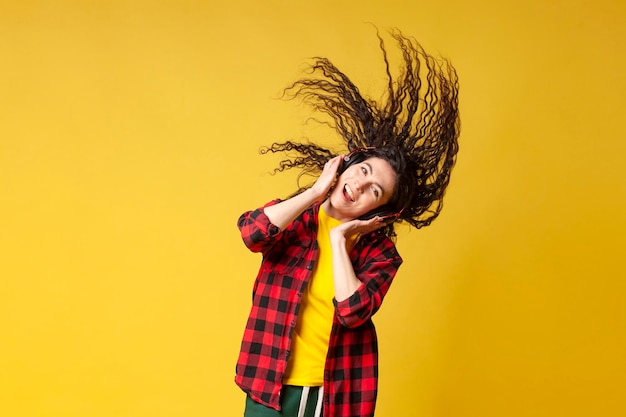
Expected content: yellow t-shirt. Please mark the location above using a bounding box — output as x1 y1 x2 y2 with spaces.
283 205 358 386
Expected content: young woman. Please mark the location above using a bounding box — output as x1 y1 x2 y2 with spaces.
235 29 460 417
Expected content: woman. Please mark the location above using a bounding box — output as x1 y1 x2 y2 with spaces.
235 29 460 417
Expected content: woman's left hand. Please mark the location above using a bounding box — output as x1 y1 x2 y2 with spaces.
331 216 386 241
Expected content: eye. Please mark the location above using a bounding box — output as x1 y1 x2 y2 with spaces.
372 187 379 198
361 166 367 174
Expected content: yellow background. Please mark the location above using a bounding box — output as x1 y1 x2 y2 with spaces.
1 1 624 416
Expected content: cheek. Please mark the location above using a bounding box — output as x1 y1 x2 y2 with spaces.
363 195 382 211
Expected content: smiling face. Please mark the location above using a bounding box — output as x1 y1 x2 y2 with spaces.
323 156 397 222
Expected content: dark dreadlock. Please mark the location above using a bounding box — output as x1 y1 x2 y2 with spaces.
260 28 460 236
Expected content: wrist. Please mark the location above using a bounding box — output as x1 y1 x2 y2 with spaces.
307 185 327 202
330 228 347 247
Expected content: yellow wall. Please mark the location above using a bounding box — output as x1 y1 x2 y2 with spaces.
1 1 625 416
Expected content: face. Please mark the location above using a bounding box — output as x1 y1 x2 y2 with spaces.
325 157 397 222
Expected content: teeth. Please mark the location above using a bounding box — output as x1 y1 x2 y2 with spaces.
344 184 355 202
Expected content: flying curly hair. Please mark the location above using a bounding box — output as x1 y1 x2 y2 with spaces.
260 28 460 235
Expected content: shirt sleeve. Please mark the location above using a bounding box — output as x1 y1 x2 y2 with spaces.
333 236 402 328
237 199 283 254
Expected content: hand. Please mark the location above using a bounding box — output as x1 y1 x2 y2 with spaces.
330 216 386 241
310 155 344 201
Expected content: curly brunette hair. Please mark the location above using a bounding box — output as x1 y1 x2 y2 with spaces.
261 28 460 236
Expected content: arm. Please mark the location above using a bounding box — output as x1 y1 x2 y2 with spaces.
237 155 344 253
330 221 402 328
330 217 386 302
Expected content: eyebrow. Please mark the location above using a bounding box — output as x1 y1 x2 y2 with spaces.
363 162 386 197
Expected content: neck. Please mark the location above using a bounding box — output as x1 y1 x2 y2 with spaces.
321 199 347 222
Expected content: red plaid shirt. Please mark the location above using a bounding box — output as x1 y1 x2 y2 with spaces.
235 200 402 417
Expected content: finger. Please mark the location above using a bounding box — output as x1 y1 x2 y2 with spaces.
368 217 386 231
326 156 343 173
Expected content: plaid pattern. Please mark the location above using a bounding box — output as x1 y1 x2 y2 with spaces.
235 200 402 417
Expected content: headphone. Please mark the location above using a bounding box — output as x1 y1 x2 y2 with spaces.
337 148 404 225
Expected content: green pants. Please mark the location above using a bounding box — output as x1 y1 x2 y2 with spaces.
244 385 323 417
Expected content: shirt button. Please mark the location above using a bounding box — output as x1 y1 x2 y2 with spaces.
306 265 313 270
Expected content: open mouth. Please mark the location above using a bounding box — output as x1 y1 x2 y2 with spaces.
343 184 355 202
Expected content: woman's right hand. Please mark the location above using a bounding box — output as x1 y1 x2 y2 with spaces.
310 155 344 201
263 155 344 230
